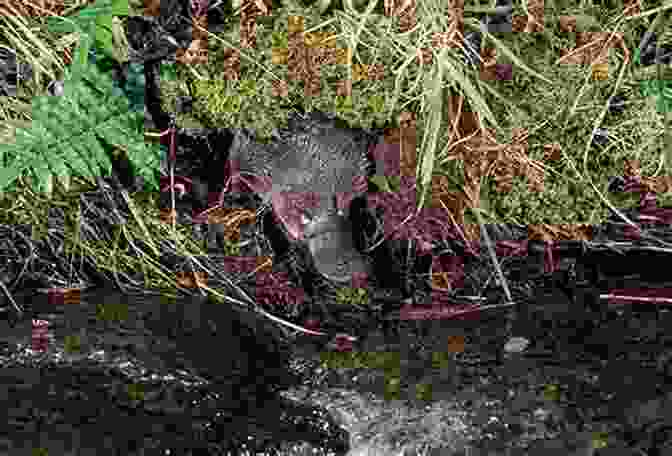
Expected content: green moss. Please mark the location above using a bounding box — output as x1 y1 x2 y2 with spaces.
126 383 145 401
160 3 407 138
220 237 241 257
415 382 432 401
155 0 670 230
64 334 82 353
96 301 129 323
335 287 369 306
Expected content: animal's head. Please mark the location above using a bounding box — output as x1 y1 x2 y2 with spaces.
300 196 372 284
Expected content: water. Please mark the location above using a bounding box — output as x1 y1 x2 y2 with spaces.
5 284 665 455
0 288 348 455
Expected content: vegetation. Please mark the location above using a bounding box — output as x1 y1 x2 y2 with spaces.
0 0 671 324
159 0 671 228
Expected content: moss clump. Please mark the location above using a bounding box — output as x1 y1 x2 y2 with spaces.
335 286 369 307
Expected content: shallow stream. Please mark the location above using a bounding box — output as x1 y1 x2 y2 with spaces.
2 285 671 455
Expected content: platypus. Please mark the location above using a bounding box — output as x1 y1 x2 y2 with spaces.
226 111 382 284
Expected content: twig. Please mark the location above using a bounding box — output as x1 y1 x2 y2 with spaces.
470 207 514 305
169 125 177 235
457 300 517 316
600 294 672 304
255 305 328 336
364 208 416 253
440 198 478 257
0 279 23 319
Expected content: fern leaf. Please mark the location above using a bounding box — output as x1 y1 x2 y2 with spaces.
80 132 113 178
42 143 71 180
0 57 149 194
29 160 54 196
59 143 97 179
0 145 32 191
96 121 128 145
125 141 163 191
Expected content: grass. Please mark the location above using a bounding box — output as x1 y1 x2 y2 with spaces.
1 0 672 335
159 0 671 230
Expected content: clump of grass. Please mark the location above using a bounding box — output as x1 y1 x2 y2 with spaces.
163 0 670 233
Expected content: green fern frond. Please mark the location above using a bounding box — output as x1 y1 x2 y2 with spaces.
0 58 161 195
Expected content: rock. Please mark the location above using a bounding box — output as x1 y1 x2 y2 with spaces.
142 293 290 402
140 292 349 453
637 32 672 66
480 2 513 34
463 31 483 67
47 80 65 97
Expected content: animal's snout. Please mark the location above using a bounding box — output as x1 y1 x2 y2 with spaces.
303 212 371 283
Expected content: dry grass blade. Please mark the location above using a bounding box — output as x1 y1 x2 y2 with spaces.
1 16 60 83
439 54 499 136
479 26 553 86
417 60 443 212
